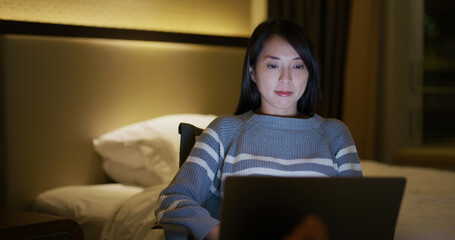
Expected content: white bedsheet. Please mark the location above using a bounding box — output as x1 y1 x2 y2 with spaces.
101 183 169 240
33 183 144 240
361 160 455 240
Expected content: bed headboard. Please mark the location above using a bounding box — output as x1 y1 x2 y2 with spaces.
0 34 245 210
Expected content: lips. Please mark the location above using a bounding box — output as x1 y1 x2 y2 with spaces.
275 91 293 97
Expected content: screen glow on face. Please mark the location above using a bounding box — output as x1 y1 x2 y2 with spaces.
250 35 309 117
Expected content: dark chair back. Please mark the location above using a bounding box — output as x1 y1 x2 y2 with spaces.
178 123 204 167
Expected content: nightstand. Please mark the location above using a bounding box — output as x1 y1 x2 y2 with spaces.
0 209 83 240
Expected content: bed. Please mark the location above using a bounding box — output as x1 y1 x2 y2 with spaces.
2 33 455 240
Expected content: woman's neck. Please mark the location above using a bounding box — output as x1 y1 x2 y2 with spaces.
254 108 309 119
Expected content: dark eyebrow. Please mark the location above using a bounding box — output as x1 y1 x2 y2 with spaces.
263 55 303 61
263 55 280 60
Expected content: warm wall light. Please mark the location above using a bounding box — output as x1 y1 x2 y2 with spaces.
0 0 252 37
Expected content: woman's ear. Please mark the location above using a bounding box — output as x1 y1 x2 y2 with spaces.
249 66 256 82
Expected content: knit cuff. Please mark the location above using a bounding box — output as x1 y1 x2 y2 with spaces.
191 216 220 240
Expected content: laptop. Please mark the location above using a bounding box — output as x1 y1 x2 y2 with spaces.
219 176 406 240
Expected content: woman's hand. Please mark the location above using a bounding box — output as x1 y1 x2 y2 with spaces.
282 215 329 240
204 225 220 240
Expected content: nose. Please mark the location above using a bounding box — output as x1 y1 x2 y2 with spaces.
279 67 292 83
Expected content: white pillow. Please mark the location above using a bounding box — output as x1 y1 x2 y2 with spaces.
101 159 170 187
93 114 216 186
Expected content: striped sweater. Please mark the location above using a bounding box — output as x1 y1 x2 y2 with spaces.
155 111 362 240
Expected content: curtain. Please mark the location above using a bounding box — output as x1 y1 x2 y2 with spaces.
268 0 352 119
342 0 380 159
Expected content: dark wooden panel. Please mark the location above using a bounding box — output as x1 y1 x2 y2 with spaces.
0 20 249 47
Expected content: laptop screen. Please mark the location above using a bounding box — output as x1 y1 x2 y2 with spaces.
219 176 406 240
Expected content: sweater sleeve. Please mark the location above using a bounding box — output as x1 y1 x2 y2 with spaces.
327 119 363 177
154 121 225 240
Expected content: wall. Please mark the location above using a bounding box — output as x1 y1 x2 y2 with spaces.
0 0 252 37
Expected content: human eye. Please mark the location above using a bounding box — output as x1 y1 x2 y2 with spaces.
293 61 306 70
267 64 279 69
294 64 305 69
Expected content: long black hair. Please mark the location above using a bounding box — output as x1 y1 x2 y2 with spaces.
234 19 320 117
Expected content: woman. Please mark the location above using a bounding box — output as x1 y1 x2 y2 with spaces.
155 20 362 240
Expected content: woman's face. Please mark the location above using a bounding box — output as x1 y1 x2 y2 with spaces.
250 35 309 117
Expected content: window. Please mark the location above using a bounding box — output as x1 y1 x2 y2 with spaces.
423 0 455 145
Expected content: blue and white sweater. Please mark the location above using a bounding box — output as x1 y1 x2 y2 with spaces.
155 111 362 240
